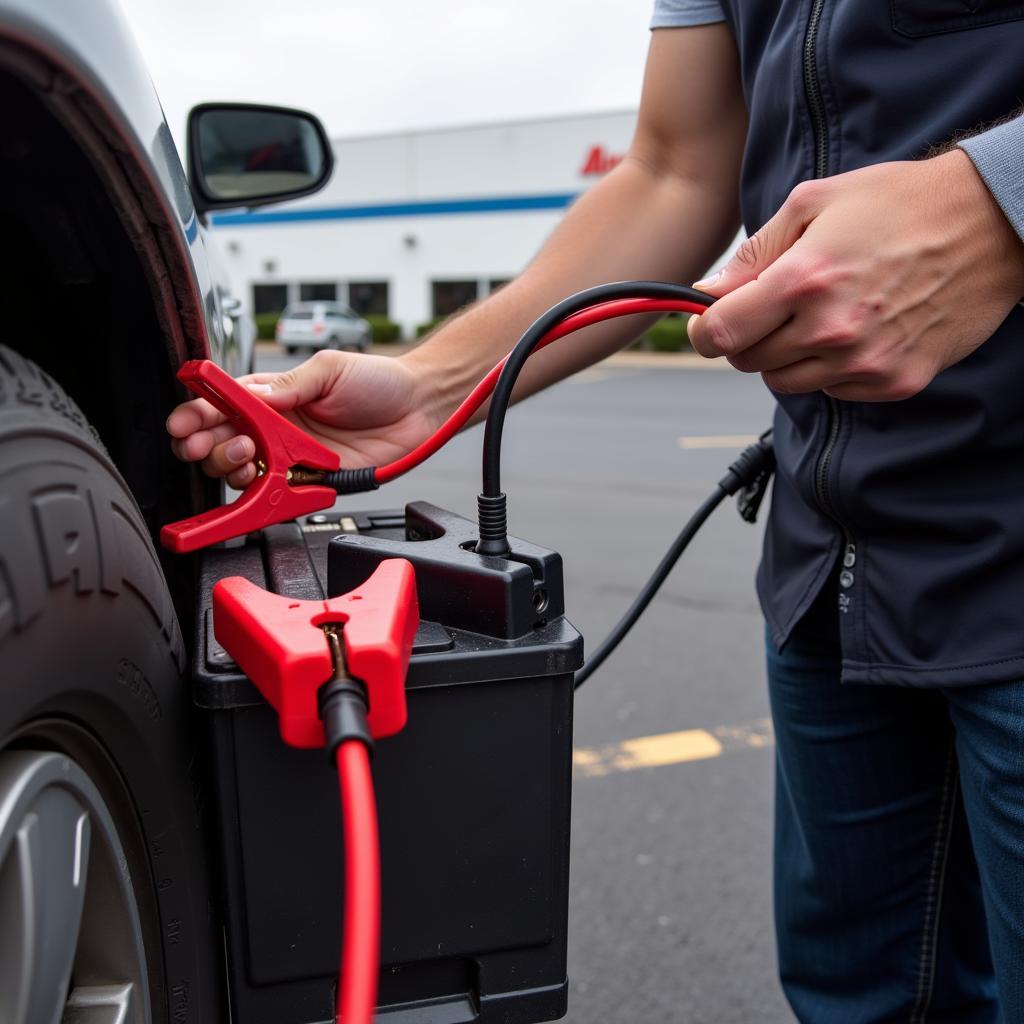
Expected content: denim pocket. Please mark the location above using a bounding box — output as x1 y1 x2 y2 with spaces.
891 0 1024 37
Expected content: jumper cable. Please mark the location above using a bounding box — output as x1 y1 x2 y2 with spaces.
323 625 381 1024
161 291 709 553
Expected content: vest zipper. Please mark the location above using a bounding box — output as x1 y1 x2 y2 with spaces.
803 0 829 179
804 2 857 604
805 0 836 516
815 394 841 520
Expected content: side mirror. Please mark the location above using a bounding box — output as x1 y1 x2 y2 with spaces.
187 103 333 215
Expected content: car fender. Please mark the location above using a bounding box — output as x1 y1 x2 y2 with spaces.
0 0 220 365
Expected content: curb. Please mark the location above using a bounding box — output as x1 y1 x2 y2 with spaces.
600 351 727 370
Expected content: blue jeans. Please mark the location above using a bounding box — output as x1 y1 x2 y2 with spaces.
767 582 1024 1023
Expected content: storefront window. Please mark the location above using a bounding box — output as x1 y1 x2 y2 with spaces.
432 280 479 318
349 281 389 316
252 283 288 314
299 282 337 301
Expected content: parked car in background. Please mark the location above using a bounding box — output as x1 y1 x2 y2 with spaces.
276 301 372 353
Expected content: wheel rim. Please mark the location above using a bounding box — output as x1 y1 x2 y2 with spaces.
0 750 152 1024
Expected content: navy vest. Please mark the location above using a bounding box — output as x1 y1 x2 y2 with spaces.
715 0 1024 685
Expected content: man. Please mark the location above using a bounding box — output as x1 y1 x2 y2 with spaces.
169 4 1024 1018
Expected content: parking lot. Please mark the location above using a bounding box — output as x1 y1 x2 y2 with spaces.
257 346 793 1022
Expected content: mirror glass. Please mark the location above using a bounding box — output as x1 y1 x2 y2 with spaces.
194 109 327 202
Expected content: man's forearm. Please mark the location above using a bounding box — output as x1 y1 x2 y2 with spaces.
402 153 741 420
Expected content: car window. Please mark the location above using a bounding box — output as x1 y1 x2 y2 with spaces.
285 311 314 320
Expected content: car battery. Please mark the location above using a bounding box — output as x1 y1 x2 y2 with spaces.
193 501 581 1024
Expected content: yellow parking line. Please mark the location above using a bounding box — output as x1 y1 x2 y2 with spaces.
574 718 773 779
677 434 758 450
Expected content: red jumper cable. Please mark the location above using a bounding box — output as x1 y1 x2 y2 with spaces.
375 295 706 483
160 294 707 552
212 558 419 1024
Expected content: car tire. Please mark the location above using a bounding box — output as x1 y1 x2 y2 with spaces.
0 346 222 1022
285 345 298 356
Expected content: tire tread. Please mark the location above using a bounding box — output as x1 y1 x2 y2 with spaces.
0 344 107 454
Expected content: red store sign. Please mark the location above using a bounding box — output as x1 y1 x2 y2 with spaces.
579 144 624 176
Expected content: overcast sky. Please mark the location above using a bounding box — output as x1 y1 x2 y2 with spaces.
118 0 654 151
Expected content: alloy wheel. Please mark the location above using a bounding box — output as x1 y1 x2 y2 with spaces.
0 750 152 1024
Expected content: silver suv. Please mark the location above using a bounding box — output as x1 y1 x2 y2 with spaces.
0 1 335 1019
277 301 372 353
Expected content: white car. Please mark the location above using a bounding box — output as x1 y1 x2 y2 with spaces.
277 301 372 353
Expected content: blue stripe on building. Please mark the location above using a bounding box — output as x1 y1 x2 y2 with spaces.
210 193 579 227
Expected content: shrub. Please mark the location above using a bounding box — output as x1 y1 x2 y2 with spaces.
637 314 693 352
416 316 446 339
364 314 402 345
254 312 280 341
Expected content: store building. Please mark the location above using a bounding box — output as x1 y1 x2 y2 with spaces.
210 109 638 337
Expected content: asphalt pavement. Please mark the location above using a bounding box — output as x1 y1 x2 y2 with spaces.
257 346 793 1023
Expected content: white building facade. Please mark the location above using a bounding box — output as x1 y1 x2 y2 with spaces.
210 110 637 337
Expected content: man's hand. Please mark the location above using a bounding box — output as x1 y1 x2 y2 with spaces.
166 350 446 489
686 150 1024 401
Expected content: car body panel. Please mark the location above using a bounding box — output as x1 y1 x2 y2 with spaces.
0 0 254 374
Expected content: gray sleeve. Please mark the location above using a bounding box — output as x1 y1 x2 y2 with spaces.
958 116 1024 243
651 0 726 29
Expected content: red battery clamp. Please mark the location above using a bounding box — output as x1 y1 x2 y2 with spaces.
160 360 341 553
211 558 419 747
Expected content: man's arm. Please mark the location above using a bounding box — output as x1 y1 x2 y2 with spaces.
168 23 748 482
404 23 748 422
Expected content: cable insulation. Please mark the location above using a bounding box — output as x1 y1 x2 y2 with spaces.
335 740 380 1024
573 432 774 687
574 486 728 689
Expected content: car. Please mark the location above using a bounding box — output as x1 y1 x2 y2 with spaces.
276 301 373 353
0 2 333 1020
